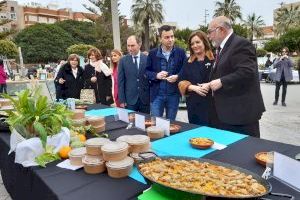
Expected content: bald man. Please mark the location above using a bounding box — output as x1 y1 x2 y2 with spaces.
202 16 265 137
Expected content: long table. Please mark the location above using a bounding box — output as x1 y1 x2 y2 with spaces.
1 105 299 200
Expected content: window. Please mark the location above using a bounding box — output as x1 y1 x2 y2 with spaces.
10 7 14 12
10 13 16 20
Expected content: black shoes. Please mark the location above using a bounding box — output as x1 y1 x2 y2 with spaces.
273 101 286 106
273 101 278 105
282 102 287 107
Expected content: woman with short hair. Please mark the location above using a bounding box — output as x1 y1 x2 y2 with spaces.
273 47 293 106
84 48 113 105
55 54 84 100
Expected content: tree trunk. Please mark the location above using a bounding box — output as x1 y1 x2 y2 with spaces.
144 18 150 51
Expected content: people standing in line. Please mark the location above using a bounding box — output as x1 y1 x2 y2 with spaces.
178 31 214 125
55 54 84 100
110 49 123 107
202 16 265 138
118 35 150 113
145 25 186 120
273 47 293 107
84 48 113 105
0 59 7 94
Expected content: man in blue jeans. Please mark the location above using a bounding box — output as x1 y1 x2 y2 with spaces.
145 25 186 120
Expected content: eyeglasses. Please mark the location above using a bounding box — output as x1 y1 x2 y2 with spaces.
207 26 221 34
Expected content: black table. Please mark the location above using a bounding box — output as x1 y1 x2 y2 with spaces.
1 105 299 200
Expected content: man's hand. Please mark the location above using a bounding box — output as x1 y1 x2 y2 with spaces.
91 76 97 83
58 78 65 84
166 75 178 83
209 79 222 91
156 71 168 80
119 103 126 108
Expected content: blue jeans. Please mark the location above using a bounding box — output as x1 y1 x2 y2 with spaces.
151 94 179 120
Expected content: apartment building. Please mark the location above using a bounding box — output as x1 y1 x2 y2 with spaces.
0 1 98 31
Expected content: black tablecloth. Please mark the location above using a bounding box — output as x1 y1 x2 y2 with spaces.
1 104 299 200
203 137 300 200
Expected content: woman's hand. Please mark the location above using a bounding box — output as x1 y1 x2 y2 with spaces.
58 78 65 84
91 76 97 83
188 84 208 96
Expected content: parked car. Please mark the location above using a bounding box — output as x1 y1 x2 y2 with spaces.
261 65 299 83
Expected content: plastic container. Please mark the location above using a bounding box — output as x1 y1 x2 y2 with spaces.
82 155 106 174
106 157 134 178
101 141 129 161
85 137 111 156
94 123 106 133
130 151 155 164
71 118 86 127
71 109 85 120
146 126 164 139
68 147 86 166
126 135 151 153
87 116 105 127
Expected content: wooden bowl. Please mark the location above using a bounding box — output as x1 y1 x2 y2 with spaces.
255 152 272 166
170 124 181 133
189 138 214 149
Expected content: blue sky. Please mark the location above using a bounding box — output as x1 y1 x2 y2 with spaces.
17 0 300 28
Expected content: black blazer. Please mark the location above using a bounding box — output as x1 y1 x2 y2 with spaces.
210 33 265 125
55 63 84 100
118 53 149 105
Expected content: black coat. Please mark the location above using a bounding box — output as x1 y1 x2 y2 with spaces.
55 63 84 100
210 33 265 125
180 57 213 125
83 64 113 105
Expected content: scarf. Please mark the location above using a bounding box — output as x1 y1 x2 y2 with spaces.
90 60 112 76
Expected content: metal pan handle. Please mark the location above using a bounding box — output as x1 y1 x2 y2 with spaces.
138 151 158 161
260 192 295 200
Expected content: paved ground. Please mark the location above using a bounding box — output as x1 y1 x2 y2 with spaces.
1 82 299 199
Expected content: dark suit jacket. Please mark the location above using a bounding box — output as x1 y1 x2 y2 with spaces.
118 53 150 105
210 33 265 125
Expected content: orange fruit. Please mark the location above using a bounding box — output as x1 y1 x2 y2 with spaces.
59 146 72 159
78 134 86 142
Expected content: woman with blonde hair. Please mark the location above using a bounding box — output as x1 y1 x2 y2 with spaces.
178 31 214 125
110 49 123 107
55 54 84 100
83 48 113 105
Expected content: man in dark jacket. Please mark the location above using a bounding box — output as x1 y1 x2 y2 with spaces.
203 16 265 137
145 25 186 120
118 35 150 113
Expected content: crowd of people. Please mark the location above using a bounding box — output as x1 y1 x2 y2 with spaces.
53 16 298 138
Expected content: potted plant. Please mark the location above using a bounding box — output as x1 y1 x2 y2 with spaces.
3 88 72 167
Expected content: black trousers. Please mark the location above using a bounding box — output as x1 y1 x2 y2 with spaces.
209 99 260 138
275 79 287 103
126 98 150 114
0 84 7 94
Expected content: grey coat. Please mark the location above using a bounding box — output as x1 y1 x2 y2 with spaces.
273 57 293 82
118 53 150 106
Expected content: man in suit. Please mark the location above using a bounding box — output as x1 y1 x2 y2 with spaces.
145 25 186 120
118 35 150 113
202 16 265 137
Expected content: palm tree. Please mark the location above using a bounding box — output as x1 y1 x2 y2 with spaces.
214 0 242 23
275 4 300 35
131 0 164 51
243 13 265 43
